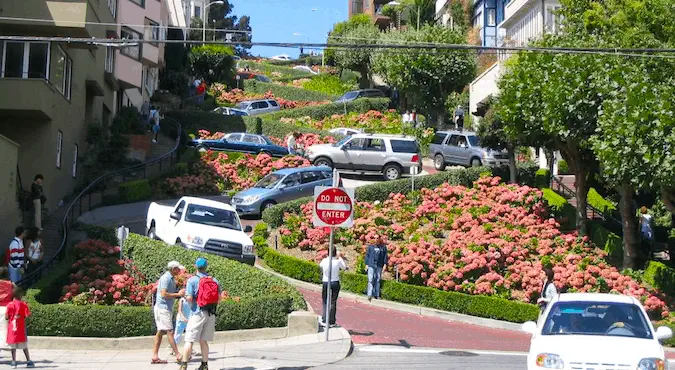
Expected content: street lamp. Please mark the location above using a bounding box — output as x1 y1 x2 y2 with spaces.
202 0 224 42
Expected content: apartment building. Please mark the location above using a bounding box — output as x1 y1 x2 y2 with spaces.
115 0 167 110
348 0 393 30
0 0 119 241
436 0 508 47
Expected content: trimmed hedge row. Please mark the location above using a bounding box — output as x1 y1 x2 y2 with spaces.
255 230 539 323
541 188 576 231
242 61 315 78
124 233 306 311
118 179 152 203
261 165 541 228
242 80 337 102
588 187 617 213
261 98 390 120
644 261 675 297
245 117 334 139
165 111 247 136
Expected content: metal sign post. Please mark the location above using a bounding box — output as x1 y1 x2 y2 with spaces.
116 226 129 259
410 166 419 194
313 169 354 342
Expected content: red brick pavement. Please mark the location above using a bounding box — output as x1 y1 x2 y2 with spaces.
299 287 531 351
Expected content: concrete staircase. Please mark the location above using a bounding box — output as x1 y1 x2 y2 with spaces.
554 174 601 220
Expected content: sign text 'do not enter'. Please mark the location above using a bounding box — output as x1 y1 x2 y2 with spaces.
313 187 354 227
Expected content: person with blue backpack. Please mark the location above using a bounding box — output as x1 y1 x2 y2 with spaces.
178 258 221 370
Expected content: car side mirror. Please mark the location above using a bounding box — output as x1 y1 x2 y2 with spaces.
244 225 253 233
656 326 673 341
170 212 181 221
521 321 538 335
341 145 348 151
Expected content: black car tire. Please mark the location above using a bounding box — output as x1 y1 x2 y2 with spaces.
176 239 184 248
314 157 334 168
383 164 402 181
260 200 277 215
470 157 482 167
146 225 156 240
261 150 273 157
434 154 447 171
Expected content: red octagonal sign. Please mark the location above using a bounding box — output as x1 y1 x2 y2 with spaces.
313 187 354 227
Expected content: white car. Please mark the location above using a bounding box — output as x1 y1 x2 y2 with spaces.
328 127 362 136
271 54 292 61
212 107 250 116
146 196 255 265
292 65 318 74
522 293 672 370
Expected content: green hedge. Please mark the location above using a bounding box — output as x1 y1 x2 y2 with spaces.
124 233 306 310
242 61 315 78
492 163 539 187
244 117 335 139
243 80 337 102
535 169 551 188
118 179 152 203
74 224 119 246
541 188 577 231
558 159 570 174
165 111 247 136
644 261 675 297
254 230 538 323
261 98 390 120
588 188 617 213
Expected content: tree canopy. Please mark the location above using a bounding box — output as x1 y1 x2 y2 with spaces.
331 23 381 88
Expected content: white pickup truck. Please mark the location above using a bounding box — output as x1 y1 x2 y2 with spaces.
146 196 256 265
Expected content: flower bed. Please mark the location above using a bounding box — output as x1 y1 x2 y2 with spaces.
211 84 331 109
196 129 336 149
273 176 669 318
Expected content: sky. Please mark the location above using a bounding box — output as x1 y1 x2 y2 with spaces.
229 0 348 58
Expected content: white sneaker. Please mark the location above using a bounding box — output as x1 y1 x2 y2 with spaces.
153 139 157 143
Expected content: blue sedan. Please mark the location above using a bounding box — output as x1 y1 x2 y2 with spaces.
231 166 333 216
189 132 289 157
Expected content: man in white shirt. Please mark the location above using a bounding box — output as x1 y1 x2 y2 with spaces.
286 132 300 155
319 246 347 327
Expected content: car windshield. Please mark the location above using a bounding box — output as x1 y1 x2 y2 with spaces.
339 92 359 100
468 135 480 147
254 173 284 189
184 204 242 231
542 301 653 339
237 102 249 109
260 136 274 145
333 136 352 147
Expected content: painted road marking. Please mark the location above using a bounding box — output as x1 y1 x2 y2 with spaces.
356 345 528 357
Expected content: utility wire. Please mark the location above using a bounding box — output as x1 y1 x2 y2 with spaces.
0 16 252 34
2 35 675 59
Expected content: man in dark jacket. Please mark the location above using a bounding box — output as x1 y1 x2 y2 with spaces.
365 235 388 302
31 174 46 230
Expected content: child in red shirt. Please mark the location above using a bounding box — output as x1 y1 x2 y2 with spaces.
5 286 33 368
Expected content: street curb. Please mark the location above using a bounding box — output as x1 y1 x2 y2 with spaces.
256 263 523 332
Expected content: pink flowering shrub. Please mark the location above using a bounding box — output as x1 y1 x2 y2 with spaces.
209 84 330 109
277 177 670 318
196 130 335 148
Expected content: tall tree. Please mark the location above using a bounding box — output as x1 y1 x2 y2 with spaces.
326 14 375 70
331 24 381 89
372 25 476 127
476 106 518 183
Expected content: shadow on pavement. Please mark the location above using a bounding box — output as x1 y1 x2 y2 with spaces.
346 330 374 337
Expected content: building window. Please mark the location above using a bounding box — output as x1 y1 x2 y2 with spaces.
145 67 157 95
487 8 496 26
105 46 115 73
194 5 201 19
473 10 483 29
52 46 72 99
72 144 78 178
120 27 142 60
1 41 50 79
145 18 161 45
107 0 117 18
56 130 63 169
130 0 144 7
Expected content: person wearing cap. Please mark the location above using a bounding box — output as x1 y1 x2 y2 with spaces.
151 261 185 365
179 257 221 370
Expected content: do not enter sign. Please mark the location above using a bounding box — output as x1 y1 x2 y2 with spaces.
313 186 355 228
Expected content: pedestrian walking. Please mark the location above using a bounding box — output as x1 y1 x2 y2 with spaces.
0 267 15 355
286 132 301 155
319 246 347 327
30 175 45 230
7 228 26 284
454 105 465 131
151 107 162 143
25 229 43 275
5 286 33 368
151 261 185 365
173 296 193 353
365 235 388 302
536 267 557 315
402 110 411 124
179 257 221 370
639 206 655 254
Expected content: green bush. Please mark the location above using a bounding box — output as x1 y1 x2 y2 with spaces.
243 80 336 102
165 111 247 136
587 188 617 214
558 159 570 174
118 179 152 203
123 234 306 310
302 74 356 96
541 188 576 231
260 247 322 284
243 61 315 78
75 224 118 246
262 98 390 120
643 261 675 296
535 169 551 188
589 221 623 264
244 117 334 139
491 163 539 188
189 44 235 86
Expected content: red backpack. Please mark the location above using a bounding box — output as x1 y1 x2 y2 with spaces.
197 276 219 313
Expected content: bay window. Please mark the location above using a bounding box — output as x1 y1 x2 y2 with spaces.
120 27 142 60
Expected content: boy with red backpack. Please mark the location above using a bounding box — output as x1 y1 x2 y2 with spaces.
178 257 220 370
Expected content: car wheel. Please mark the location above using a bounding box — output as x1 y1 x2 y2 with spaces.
260 200 276 215
383 164 402 181
314 157 333 168
176 239 185 248
470 157 482 167
196 144 208 152
146 226 156 240
261 150 273 157
434 154 446 171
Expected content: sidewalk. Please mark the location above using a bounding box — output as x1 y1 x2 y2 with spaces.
6 328 351 370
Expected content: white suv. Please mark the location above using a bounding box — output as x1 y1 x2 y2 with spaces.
306 134 422 180
237 99 281 116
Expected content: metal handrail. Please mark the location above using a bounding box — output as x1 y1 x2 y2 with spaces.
551 175 622 228
19 117 183 287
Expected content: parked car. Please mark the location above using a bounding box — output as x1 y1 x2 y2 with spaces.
212 107 250 116
188 132 289 157
329 127 362 136
145 197 255 265
429 130 509 170
237 72 272 83
292 65 318 75
306 133 422 181
335 89 386 103
271 54 292 61
237 99 281 115
231 166 333 216
522 293 672 370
